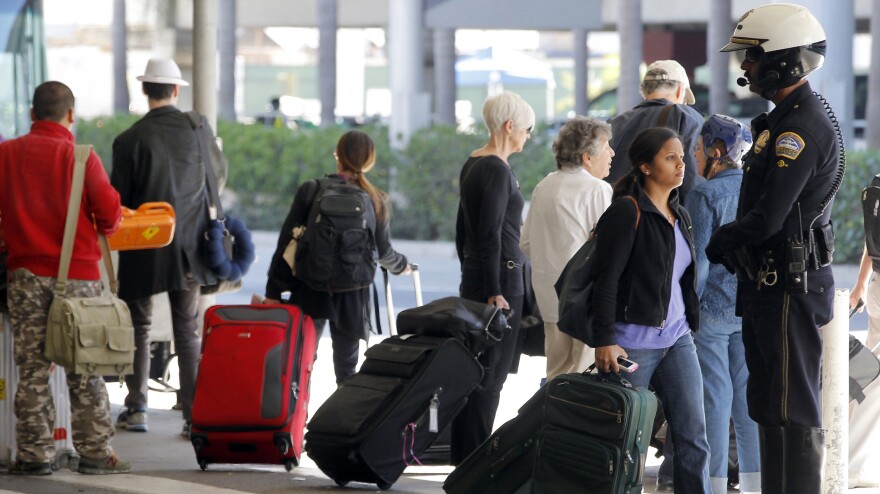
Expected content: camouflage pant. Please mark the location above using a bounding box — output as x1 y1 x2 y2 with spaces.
8 268 114 463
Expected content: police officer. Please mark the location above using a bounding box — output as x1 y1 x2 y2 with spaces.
705 4 842 493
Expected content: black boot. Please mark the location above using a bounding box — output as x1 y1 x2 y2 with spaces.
782 424 824 494
759 425 785 493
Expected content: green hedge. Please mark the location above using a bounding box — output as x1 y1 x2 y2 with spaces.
76 115 871 263
831 150 879 264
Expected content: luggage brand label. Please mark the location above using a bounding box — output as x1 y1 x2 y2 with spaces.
142 225 160 240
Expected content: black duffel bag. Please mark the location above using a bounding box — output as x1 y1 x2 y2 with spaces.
396 296 510 355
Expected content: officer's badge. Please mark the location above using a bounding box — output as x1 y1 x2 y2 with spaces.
777 160 788 168
754 130 770 154
775 132 805 160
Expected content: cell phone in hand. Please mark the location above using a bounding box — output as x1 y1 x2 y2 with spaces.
617 356 639 373
850 298 865 319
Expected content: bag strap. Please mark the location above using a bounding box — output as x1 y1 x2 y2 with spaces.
626 195 641 230
655 103 675 127
186 111 224 222
55 145 119 296
372 281 384 336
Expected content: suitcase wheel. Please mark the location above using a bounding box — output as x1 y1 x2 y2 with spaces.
377 481 392 490
198 460 208 471
191 434 208 453
284 460 294 472
334 480 349 487
273 436 291 455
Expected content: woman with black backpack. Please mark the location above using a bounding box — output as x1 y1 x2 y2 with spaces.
265 130 411 385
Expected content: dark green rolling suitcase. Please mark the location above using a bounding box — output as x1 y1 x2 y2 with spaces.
443 370 657 494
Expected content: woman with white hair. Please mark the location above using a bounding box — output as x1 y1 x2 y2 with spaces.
452 91 534 464
521 116 614 381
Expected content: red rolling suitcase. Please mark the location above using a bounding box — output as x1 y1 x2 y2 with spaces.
190 304 317 471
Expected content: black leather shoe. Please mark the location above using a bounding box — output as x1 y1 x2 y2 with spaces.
656 476 675 493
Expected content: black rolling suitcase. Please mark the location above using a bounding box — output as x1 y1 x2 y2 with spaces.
304 334 482 490
444 370 658 494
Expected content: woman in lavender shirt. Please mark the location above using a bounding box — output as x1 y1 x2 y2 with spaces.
591 127 711 494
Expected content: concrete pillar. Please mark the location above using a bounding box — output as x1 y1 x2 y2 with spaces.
799 0 855 147
868 0 880 149
433 29 456 126
317 0 338 127
821 289 850 492
112 0 129 114
193 0 219 130
388 0 429 149
218 0 236 122
617 0 643 114
708 0 731 116
574 29 588 117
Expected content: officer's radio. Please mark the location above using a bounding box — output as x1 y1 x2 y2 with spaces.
786 237 808 294
786 203 809 294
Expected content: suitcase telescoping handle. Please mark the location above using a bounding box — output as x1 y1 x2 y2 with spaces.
381 263 423 337
411 263 422 306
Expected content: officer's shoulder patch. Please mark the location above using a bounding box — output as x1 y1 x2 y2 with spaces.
775 132 805 160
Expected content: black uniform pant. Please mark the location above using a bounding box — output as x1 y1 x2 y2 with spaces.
739 270 834 427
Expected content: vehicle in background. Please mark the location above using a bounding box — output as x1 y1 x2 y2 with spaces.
0 0 47 139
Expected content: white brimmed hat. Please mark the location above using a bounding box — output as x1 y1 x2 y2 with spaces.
642 60 696 105
137 58 189 86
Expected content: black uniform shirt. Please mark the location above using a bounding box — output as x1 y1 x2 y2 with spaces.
708 81 839 257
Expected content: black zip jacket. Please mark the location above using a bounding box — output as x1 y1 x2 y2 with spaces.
590 184 700 348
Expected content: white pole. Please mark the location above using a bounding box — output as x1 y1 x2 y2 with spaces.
193 0 218 130
822 288 850 493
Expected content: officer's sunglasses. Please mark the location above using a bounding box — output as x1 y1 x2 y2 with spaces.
744 47 764 63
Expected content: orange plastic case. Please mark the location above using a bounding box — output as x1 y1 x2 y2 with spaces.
107 202 176 251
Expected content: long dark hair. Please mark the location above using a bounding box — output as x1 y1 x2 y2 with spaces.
336 130 388 223
612 127 680 199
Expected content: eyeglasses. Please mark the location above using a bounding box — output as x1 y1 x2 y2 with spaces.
744 47 764 63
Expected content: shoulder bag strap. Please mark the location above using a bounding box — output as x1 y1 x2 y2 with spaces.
186 111 224 221
55 145 119 296
626 195 641 230
655 103 675 127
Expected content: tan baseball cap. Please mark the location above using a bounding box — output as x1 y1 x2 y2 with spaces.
642 60 695 105
137 58 189 86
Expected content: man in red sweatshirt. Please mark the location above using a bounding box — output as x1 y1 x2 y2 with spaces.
0 81 128 475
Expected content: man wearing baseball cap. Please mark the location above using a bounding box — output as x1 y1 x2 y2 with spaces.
607 60 703 200
110 58 227 439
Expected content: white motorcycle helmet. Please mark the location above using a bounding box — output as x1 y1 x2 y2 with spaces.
721 3 826 95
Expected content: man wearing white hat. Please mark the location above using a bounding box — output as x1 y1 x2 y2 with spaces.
607 59 704 201
110 58 227 439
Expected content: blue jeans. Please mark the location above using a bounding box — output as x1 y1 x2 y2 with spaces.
623 333 711 494
694 317 761 490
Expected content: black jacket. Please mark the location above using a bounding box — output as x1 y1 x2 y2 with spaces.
111 106 228 301
590 184 699 347
707 82 838 270
608 98 704 200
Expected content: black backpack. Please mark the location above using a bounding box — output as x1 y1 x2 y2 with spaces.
295 177 378 292
863 174 880 260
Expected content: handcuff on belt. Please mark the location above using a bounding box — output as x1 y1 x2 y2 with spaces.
756 250 778 288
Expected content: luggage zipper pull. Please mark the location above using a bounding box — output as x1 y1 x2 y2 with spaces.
429 388 441 433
